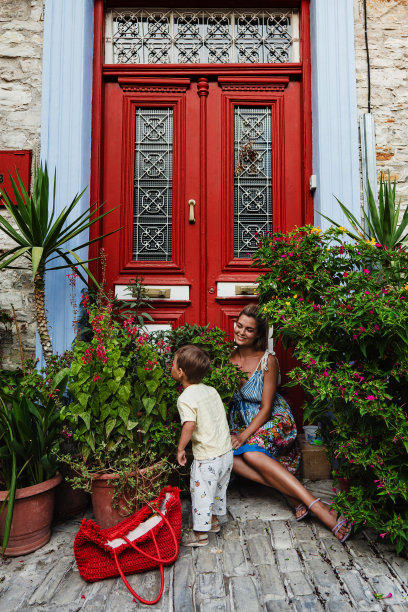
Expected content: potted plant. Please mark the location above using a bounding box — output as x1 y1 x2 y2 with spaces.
254 222 408 554
59 295 180 528
0 359 69 556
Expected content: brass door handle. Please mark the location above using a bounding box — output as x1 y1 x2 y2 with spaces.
188 199 196 224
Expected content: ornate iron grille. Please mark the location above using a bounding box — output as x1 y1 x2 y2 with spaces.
133 108 173 261
234 106 272 258
105 9 299 64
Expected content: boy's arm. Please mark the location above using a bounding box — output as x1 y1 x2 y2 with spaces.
177 421 195 466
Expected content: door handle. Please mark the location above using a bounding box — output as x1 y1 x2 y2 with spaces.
188 199 196 224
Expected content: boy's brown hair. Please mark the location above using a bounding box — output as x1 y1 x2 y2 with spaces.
174 344 211 384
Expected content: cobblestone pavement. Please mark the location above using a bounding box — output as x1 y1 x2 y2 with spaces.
1 479 408 611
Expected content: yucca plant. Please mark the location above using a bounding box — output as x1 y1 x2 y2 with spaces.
0 161 117 364
320 172 408 250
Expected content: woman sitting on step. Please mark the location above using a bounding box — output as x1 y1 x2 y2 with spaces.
229 304 351 542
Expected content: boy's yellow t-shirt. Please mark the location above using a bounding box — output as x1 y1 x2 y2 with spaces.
177 383 232 460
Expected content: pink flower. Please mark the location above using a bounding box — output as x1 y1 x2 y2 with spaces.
323 370 329 377
369 310 374 314
359 326 365 332
366 395 376 400
310 359 317 365
364 290 370 295
374 324 380 331
343 272 349 277
379 532 388 538
364 269 370 274
281 254 286 258
339 245 345 254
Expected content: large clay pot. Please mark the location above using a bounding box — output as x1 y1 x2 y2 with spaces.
91 463 166 529
91 473 133 529
54 478 90 521
0 473 62 556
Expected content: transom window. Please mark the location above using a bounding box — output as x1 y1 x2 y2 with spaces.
105 9 300 64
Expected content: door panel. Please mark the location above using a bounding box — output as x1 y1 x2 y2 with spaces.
101 75 304 335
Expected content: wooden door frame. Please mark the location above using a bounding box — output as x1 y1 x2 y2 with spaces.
89 0 313 281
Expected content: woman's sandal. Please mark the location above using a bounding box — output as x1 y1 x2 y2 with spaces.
296 498 321 521
295 503 309 522
181 530 209 547
332 517 352 543
209 518 221 533
309 498 352 543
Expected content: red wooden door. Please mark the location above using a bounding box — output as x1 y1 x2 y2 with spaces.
100 73 307 336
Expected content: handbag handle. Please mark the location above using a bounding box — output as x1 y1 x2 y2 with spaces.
114 531 164 605
122 504 179 564
112 503 179 605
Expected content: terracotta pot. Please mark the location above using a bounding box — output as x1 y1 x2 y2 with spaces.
54 478 90 521
91 472 134 529
91 462 167 529
0 473 62 557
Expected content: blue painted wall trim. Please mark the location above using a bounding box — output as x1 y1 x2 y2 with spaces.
310 0 360 230
39 0 94 366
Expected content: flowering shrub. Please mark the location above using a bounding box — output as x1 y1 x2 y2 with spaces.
61 299 180 467
254 225 408 554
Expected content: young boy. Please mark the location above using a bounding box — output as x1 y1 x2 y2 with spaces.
171 344 233 547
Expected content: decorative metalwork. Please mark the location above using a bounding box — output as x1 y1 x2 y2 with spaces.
234 106 272 258
133 108 173 261
105 9 299 64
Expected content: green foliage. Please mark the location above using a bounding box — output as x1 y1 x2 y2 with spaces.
152 324 243 409
59 446 176 515
0 357 69 553
0 161 116 284
254 225 408 554
78 275 154 341
320 173 408 250
60 301 180 487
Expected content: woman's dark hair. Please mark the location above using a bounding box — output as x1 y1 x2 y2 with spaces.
174 344 211 383
236 304 268 351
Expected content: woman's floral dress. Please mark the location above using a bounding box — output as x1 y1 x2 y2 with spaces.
229 350 301 475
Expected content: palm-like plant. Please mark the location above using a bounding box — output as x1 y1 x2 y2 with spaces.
319 173 408 250
0 161 116 364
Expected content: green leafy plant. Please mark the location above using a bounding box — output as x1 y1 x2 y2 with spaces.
320 173 408 250
0 161 118 364
254 225 408 554
152 324 244 409
0 359 69 554
59 296 180 511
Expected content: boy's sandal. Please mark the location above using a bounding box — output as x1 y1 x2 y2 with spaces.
181 530 209 547
209 518 220 533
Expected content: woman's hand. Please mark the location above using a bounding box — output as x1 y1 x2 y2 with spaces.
231 433 247 450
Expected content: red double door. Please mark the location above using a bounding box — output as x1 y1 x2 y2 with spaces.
99 70 309 337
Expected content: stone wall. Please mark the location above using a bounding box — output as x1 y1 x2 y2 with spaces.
0 0 44 368
354 0 408 210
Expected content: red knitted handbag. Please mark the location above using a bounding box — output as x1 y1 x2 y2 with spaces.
73 486 181 605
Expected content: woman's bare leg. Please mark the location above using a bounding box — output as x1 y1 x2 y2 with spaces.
234 452 349 540
233 456 308 519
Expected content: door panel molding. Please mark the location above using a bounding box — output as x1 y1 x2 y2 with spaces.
119 83 190 274
220 86 286 272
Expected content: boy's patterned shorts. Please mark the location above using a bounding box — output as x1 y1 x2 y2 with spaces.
190 450 233 531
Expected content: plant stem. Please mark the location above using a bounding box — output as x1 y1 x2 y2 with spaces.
34 269 53 365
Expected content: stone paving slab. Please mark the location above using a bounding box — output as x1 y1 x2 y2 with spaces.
1 480 408 611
